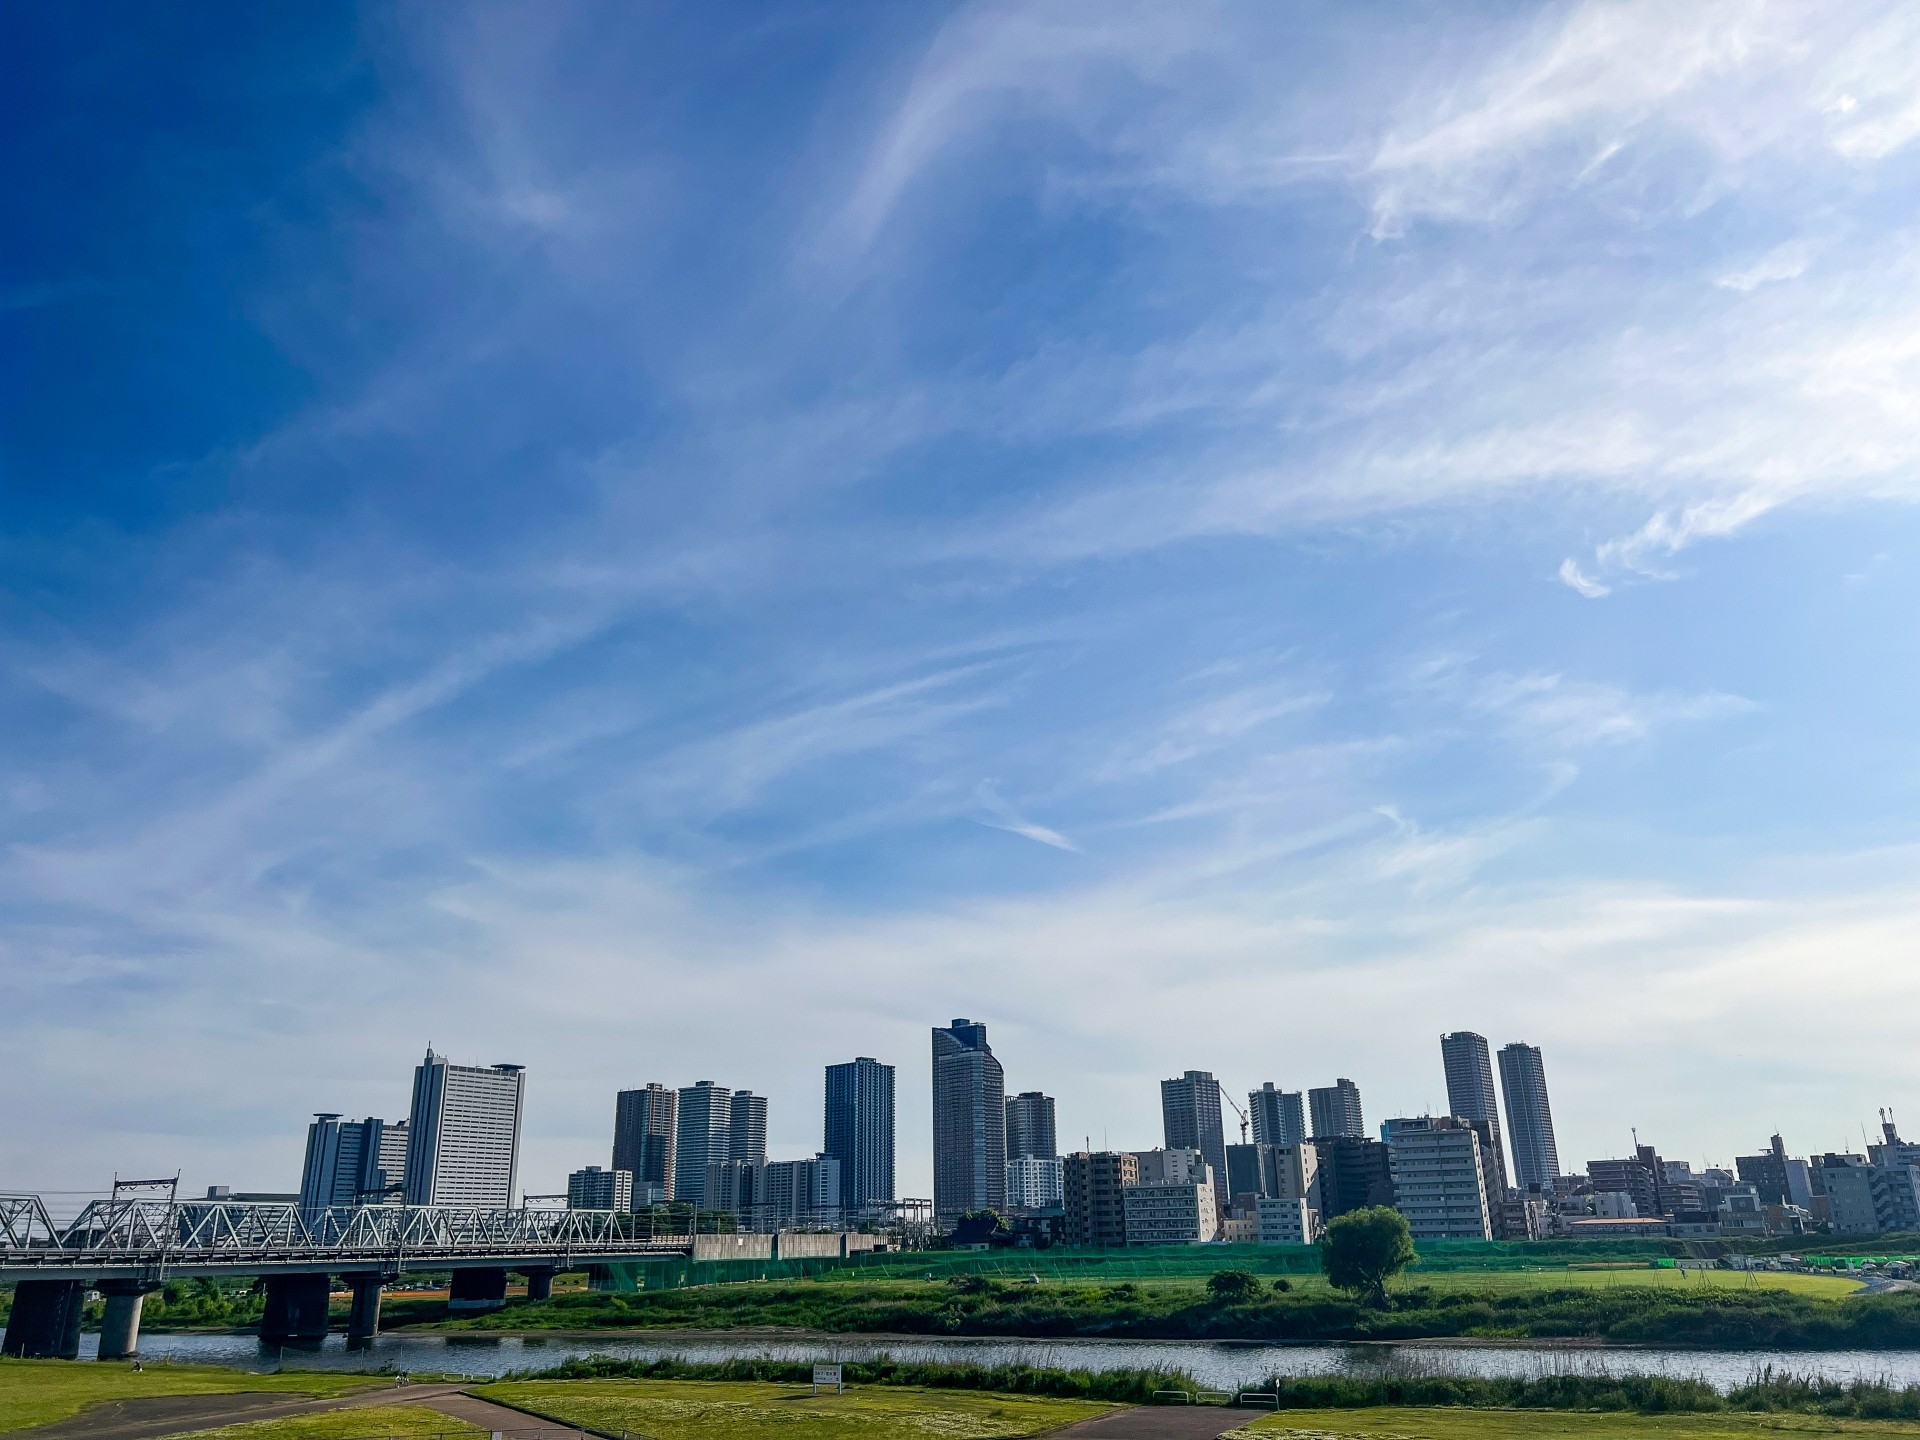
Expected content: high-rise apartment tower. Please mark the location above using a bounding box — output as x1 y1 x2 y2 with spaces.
1440 1032 1508 1188
1249 1083 1306 1147
1160 1071 1228 1189
1005 1091 1058 1160
1308 1079 1365 1140
403 1049 525 1207
932 1019 1006 1223
1496 1042 1559 1188
612 1083 678 1203
674 1081 732 1207
729 1090 768 1166
824 1056 896 1213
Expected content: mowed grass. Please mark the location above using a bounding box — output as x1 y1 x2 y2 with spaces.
1247 1409 1920 1440
1404 1270 1861 1299
801 1268 1858 1301
477 1378 1115 1439
173 1407 483 1439
0 1359 380 1433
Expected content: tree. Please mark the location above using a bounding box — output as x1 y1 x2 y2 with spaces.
1205 1268 1260 1303
1319 1206 1415 1307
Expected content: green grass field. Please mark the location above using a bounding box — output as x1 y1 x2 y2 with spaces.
793 1266 1859 1300
476 1378 1114 1439
1247 1409 1920 1440
173 1408 483 1439
0 1359 380 1434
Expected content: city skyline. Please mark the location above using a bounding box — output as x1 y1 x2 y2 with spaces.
12 6 1920 1204
138 1022 1913 1210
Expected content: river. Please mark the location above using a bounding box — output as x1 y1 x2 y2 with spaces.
96 1331 1920 1393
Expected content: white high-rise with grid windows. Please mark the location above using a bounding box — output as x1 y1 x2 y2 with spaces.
404 1049 525 1207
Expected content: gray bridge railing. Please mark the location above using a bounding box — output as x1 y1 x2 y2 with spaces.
0 1195 696 1268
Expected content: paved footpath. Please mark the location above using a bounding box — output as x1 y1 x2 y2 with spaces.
1055 1405 1259 1439
409 1390 600 1436
15 1383 473 1440
17 1381 1262 1440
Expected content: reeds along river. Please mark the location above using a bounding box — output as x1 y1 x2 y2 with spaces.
93 1330 1920 1392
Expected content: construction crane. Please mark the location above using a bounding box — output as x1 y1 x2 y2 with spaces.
1223 1088 1251 1145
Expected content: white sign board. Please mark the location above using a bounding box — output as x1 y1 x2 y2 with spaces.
812 1363 844 1394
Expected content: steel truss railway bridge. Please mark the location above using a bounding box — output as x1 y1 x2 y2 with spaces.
0 1193 701 1360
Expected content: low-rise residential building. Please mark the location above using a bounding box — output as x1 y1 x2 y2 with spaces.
1719 1183 1768 1237
1219 1212 1260 1243
1123 1174 1218 1245
1561 1216 1671 1238
1818 1154 1920 1234
1586 1154 1659 1218
1498 1191 1547 1241
1131 1147 1214 1187
1063 1151 1137 1247
1007 1155 1065 1211
1255 1195 1317 1244
1384 1116 1492 1241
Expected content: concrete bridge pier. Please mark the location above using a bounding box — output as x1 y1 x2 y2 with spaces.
344 1273 386 1346
97 1280 160 1360
259 1273 332 1344
447 1266 508 1311
517 1266 555 1301
2 1279 85 1359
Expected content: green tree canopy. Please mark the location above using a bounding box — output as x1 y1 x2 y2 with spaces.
1319 1206 1415 1307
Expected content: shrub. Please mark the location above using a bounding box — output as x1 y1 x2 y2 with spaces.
1206 1270 1260 1303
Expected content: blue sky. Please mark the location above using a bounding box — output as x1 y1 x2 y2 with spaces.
8 2 1920 1203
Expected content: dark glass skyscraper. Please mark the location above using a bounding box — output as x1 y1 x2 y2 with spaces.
1160 1070 1228 1187
1005 1091 1058 1160
1497 1042 1560 1188
1440 1032 1508 1188
825 1056 896 1213
932 1019 1005 1224
613 1083 677 1202
299 1115 397 1212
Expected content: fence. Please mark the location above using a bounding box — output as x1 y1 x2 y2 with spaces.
588 1234 1711 1292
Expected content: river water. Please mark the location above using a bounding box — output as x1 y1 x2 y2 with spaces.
94 1331 1920 1393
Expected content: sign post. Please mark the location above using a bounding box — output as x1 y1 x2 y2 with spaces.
812 1362 844 1396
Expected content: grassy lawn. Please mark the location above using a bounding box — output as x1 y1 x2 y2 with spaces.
1246 1409 1920 1439
1402 1270 1861 1299
0 1359 380 1434
172 1408 483 1439
799 1268 1859 1301
477 1378 1115 1439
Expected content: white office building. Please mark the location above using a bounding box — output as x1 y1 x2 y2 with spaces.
404 1049 525 1207
1007 1156 1065 1210
1383 1115 1491 1241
